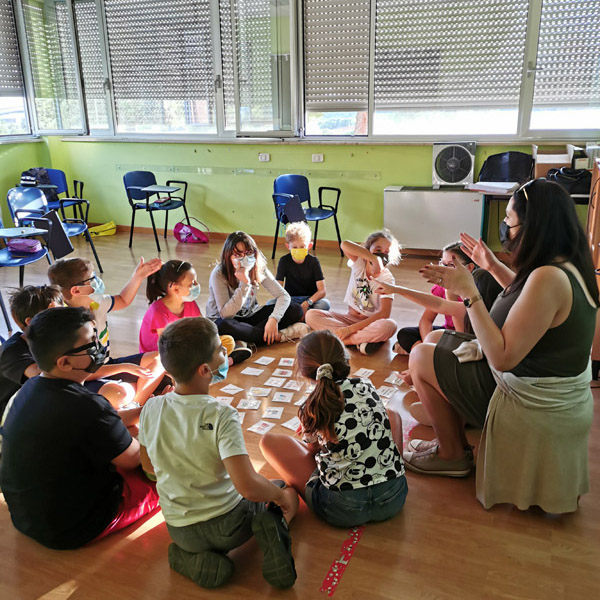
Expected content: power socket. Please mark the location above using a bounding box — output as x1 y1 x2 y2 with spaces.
312 153 324 163
258 153 270 162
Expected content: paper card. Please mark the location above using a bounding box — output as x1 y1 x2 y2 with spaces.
283 379 302 391
249 387 271 397
376 386 396 399
272 368 293 378
295 393 309 406
215 396 233 405
220 384 244 395
353 368 374 378
254 356 275 365
263 406 284 419
273 391 294 403
237 399 262 410
278 357 295 367
305 383 315 392
248 420 275 435
282 416 302 431
385 372 403 385
240 367 264 376
237 412 246 423
264 377 286 388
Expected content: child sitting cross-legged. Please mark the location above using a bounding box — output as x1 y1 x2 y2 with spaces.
0 307 160 549
270 221 330 316
138 317 299 590
48 257 166 408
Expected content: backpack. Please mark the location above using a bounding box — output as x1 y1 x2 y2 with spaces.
546 167 592 196
173 217 209 244
478 151 534 184
20 168 59 204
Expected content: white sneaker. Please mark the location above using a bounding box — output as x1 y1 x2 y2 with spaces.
279 322 311 342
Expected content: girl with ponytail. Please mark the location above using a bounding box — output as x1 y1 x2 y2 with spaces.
259 330 408 527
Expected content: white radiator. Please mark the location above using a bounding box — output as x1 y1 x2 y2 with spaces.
383 186 484 250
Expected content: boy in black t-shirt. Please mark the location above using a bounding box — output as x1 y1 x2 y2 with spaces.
0 307 159 549
274 221 330 317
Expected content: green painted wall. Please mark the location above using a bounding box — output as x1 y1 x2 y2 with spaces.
0 140 51 225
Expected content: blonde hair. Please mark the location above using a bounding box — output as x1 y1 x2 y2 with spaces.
364 229 402 266
285 221 311 246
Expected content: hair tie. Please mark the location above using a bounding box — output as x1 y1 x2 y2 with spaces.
316 363 333 381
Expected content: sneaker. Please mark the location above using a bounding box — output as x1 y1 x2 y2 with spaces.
408 401 432 426
279 322 311 342
403 446 473 478
168 544 234 589
407 439 475 461
230 341 253 365
252 504 296 589
358 341 384 355
393 342 410 355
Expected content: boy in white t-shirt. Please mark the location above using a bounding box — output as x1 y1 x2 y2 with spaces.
138 317 298 590
306 230 400 354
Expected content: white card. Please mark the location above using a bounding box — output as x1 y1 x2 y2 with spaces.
263 406 283 419
282 416 302 431
220 384 243 395
237 399 261 410
278 357 295 367
272 368 293 378
254 356 275 365
264 377 286 387
240 367 264 376
353 368 374 378
248 420 275 435
376 386 396 398
305 383 315 392
295 393 309 406
215 396 233 405
237 412 246 423
283 379 302 391
273 391 294 403
384 372 403 385
249 387 270 397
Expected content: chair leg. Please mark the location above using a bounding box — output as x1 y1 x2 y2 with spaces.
129 210 136 248
0 291 12 331
19 266 24 288
182 204 191 225
333 214 343 256
164 211 168 239
313 220 319 251
86 229 103 273
149 210 161 253
272 218 281 259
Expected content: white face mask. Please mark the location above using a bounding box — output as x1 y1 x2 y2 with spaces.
182 283 201 303
233 255 256 270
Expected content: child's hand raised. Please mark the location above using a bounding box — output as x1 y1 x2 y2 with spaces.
134 257 163 279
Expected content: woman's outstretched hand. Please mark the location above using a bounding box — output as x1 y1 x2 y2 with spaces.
460 233 496 272
419 258 478 298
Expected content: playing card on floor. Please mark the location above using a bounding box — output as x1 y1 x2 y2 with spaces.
240 367 264 376
215 396 233 405
264 377 286 387
353 368 374 377
278 357 295 366
248 420 275 435
283 380 302 391
282 416 302 431
237 399 262 410
220 384 244 395
273 391 293 403
295 393 309 406
376 386 396 398
272 368 293 377
254 356 275 365
237 412 246 423
249 387 270 397
385 372 403 385
263 406 283 419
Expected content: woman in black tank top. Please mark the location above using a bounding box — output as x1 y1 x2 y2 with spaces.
403 179 599 482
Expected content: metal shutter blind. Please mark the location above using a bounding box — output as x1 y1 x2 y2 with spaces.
304 0 371 112
374 0 529 108
0 0 25 97
533 0 600 106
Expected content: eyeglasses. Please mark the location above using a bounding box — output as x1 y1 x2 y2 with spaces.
74 274 99 287
64 329 101 356
232 249 255 258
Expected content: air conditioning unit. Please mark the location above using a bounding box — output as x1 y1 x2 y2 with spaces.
432 142 476 188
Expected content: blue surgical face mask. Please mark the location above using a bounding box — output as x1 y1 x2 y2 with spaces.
210 356 229 383
237 255 256 270
90 275 105 296
182 283 201 303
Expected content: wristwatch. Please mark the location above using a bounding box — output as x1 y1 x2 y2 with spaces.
463 293 482 308
307 298 314 307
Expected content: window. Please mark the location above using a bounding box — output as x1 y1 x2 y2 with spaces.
0 0 29 135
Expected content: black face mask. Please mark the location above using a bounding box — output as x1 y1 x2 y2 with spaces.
499 221 520 248
373 251 389 266
65 336 108 373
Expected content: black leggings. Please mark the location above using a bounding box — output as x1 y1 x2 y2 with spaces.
396 325 445 353
215 303 304 345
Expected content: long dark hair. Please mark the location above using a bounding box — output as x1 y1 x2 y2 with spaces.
296 330 351 443
218 231 266 289
146 260 193 303
509 178 599 305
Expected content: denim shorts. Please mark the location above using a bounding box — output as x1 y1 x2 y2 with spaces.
305 472 408 528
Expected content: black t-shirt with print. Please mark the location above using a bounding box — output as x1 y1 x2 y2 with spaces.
0 376 132 549
0 333 35 416
275 253 324 297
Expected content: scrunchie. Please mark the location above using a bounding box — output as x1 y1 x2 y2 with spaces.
316 363 334 381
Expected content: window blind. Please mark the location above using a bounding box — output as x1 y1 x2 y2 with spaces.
0 0 25 97
374 0 530 108
303 0 371 112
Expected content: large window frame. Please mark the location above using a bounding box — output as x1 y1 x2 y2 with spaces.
4 0 600 142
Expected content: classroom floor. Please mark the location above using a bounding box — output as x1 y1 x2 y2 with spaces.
1 231 599 600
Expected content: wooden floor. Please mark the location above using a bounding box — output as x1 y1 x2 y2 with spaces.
1 232 599 600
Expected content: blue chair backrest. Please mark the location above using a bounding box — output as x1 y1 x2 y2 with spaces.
123 171 157 201
6 187 48 224
45 168 69 196
274 174 311 204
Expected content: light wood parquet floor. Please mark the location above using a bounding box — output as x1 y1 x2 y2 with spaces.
0 231 599 600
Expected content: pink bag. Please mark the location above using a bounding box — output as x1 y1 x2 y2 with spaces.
7 238 43 255
173 217 209 244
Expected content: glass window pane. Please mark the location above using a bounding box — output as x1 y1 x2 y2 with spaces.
219 0 236 131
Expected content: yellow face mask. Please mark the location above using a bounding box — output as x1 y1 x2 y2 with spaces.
290 247 309 262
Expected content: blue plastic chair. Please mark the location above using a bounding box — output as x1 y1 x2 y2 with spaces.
272 174 342 258
123 170 190 253
45 168 90 223
6 187 102 273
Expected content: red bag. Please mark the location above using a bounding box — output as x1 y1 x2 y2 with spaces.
173 217 209 244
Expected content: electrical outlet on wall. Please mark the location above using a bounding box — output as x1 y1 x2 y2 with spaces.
312 153 324 163
258 153 270 162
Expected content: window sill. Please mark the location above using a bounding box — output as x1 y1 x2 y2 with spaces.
0 135 42 145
